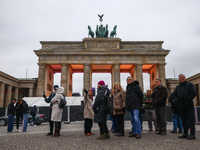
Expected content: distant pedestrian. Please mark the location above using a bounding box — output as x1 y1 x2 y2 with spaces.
83 89 94 136
30 105 37 126
51 87 65 137
126 77 143 139
143 90 158 131
175 74 196 140
19 99 29 132
93 80 111 140
15 99 23 132
7 99 17 132
152 79 168 135
112 82 126 136
43 85 59 136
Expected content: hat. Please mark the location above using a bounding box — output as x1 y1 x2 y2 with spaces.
98 80 105 86
53 85 59 90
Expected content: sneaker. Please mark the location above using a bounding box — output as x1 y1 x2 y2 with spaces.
136 134 141 139
97 134 105 140
34 125 36 126
116 133 124 136
46 132 53 136
15 129 19 132
155 131 162 135
170 130 177 133
104 133 110 139
129 133 136 137
19 130 22 133
85 133 91 136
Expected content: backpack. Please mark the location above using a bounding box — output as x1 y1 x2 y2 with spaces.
59 94 67 109
103 90 113 114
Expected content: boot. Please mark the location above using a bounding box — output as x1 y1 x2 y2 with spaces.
97 134 105 140
52 129 59 137
46 132 53 136
57 129 60 136
104 133 110 139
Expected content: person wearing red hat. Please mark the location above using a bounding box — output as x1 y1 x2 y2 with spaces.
93 80 111 140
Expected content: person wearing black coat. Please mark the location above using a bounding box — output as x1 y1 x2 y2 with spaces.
152 79 168 135
7 99 17 132
126 77 143 139
15 99 23 132
168 91 183 133
93 80 111 140
19 99 29 132
175 74 196 140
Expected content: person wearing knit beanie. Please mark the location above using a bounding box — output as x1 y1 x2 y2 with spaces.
98 80 105 86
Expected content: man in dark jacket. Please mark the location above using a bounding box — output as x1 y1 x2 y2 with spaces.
15 99 23 132
30 105 37 126
19 99 29 132
43 85 59 136
126 76 143 139
168 91 183 133
7 99 17 132
152 79 168 135
93 80 111 140
175 74 196 140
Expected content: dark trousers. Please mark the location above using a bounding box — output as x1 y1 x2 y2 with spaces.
116 114 124 134
155 107 166 131
55 122 61 130
98 122 109 134
7 115 14 132
84 118 93 133
181 108 195 136
16 114 23 129
49 109 54 133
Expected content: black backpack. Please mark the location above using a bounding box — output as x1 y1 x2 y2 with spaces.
103 90 113 114
59 94 66 109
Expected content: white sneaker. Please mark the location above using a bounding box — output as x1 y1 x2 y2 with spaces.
34 125 36 126
19 130 22 133
15 129 19 132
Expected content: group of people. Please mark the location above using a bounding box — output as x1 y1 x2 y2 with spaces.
7 98 31 132
82 74 197 140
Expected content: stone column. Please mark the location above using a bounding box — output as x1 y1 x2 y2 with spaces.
6 85 12 107
112 64 121 85
14 87 19 99
135 64 144 91
0 83 5 107
36 64 46 97
83 64 91 91
158 64 166 87
29 88 33 97
61 64 69 96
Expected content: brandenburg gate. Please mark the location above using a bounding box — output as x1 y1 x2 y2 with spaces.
34 16 170 97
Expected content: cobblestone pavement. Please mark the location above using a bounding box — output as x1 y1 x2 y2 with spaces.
0 121 199 150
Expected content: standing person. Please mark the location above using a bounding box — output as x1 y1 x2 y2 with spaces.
143 90 158 131
51 87 65 137
7 99 17 132
30 105 37 126
126 77 143 139
15 98 23 132
152 79 168 135
175 74 196 140
19 99 29 132
168 91 183 134
43 85 59 136
112 82 126 136
83 89 94 136
93 80 111 140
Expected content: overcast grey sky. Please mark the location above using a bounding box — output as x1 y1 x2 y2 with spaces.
0 0 200 94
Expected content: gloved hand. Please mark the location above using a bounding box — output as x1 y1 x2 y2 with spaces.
84 89 88 94
122 107 126 112
43 93 46 98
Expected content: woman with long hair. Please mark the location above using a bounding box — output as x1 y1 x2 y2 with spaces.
112 82 126 136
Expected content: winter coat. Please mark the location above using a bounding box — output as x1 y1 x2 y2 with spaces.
93 85 110 123
143 93 154 110
174 81 196 109
30 107 37 116
152 85 168 107
84 94 94 119
113 90 126 115
22 101 29 114
168 91 180 114
7 102 15 116
125 82 143 110
51 87 64 122
15 102 23 116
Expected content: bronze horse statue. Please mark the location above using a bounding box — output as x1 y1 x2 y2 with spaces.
110 25 117 38
88 26 94 38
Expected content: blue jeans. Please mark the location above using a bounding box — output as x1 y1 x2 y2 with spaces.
109 114 118 132
172 113 183 132
128 109 141 135
7 115 14 132
22 113 29 131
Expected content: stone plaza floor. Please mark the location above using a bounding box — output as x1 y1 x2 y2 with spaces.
0 121 200 150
